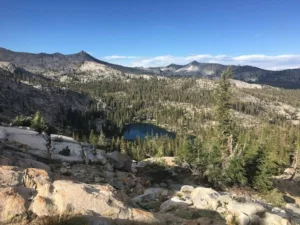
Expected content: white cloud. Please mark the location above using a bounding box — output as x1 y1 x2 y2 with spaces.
101 54 300 70
102 55 137 60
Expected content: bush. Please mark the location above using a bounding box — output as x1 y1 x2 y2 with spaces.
12 115 31 127
263 189 285 208
203 142 224 188
223 156 247 187
252 149 276 192
59 147 71 156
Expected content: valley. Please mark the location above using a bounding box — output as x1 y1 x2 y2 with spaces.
1 47 300 224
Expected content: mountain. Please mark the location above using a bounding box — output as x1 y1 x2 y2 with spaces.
0 47 152 80
149 61 300 88
1 47 300 88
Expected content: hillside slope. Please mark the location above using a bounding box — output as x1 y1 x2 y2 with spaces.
0 67 93 125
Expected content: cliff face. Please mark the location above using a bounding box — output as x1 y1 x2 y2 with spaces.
0 68 92 124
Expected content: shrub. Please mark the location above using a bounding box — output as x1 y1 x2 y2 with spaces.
59 147 71 156
12 115 31 127
223 156 247 187
263 189 285 208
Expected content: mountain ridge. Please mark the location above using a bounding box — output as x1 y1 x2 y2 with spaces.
1 47 300 88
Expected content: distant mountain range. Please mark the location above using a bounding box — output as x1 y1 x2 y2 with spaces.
1 47 300 88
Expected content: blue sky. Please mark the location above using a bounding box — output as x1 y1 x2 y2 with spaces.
1 0 300 69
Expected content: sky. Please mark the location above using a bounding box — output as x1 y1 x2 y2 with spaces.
1 0 300 70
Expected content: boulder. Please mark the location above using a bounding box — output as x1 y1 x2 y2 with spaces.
23 168 52 192
137 157 178 167
222 200 266 225
96 149 106 157
116 171 129 179
190 187 220 210
159 196 193 212
180 185 195 193
60 167 71 176
34 181 124 216
83 148 98 164
132 188 169 207
144 188 169 198
261 212 291 225
226 201 265 216
104 171 115 179
0 187 28 224
0 166 24 187
107 151 132 171
95 149 107 165
31 180 164 224
285 203 300 218
106 162 114 172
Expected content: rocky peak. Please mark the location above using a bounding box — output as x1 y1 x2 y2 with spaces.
189 60 200 66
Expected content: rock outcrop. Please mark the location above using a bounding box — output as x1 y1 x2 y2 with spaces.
0 126 297 225
107 151 132 171
0 126 132 169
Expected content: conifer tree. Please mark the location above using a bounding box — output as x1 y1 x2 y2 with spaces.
214 67 234 160
177 135 193 162
31 110 47 133
89 130 98 146
97 130 107 149
253 146 276 192
120 136 127 154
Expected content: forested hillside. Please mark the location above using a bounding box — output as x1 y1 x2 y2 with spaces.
49 69 300 192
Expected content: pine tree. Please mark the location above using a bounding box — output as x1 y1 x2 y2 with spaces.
111 136 116 151
120 136 127 154
253 146 276 192
116 137 121 151
31 110 47 133
89 130 98 146
177 135 193 162
97 130 107 149
214 67 234 160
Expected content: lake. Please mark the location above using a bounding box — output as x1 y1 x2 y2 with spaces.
123 123 176 141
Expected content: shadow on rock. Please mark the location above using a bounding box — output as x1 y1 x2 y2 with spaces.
28 210 227 225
